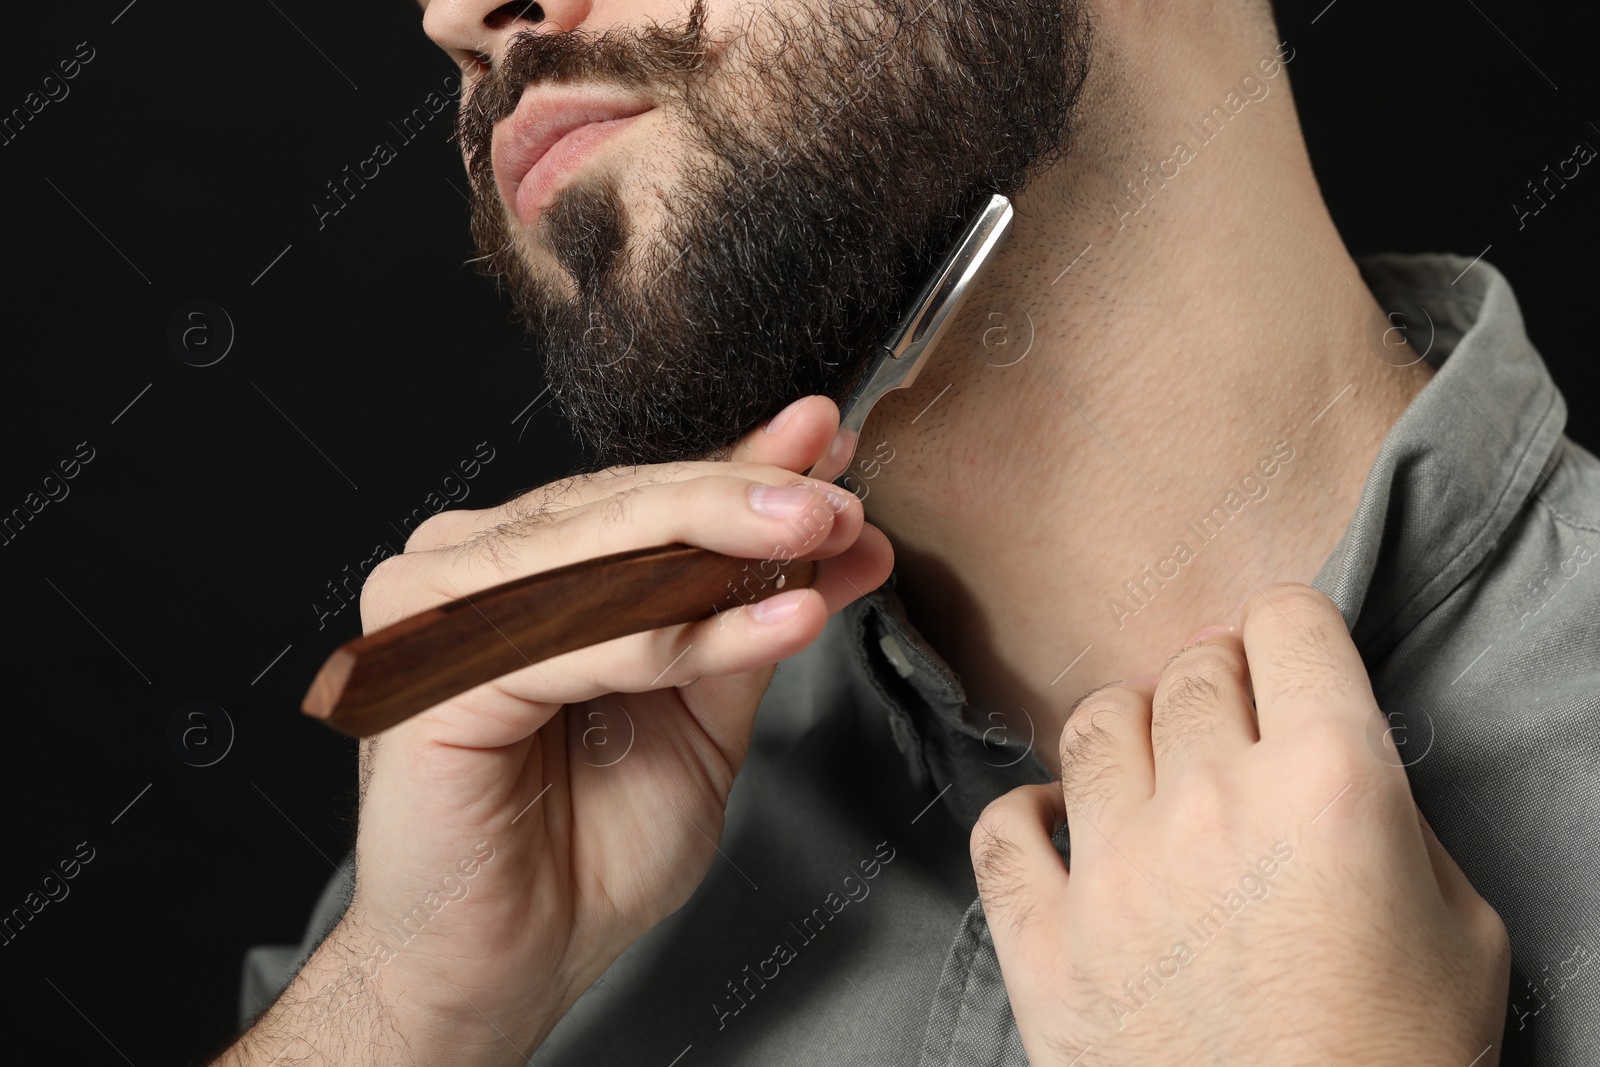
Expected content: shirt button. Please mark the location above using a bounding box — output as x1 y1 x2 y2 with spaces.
878 632 916 679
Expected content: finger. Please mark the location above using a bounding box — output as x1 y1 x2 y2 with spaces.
402 583 836 749
1149 630 1258 782
409 522 894 736
391 464 684 551
804 520 896 616
404 395 837 552
364 473 862 629
972 784 1071 969
725 394 841 471
1058 683 1155 830
1238 582 1376 741
511 473 860 570
546 522 892 693
403 455 824 552
682 526 894 758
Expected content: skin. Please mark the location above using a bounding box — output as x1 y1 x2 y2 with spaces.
209 1 1509 1063
974 591 1511 1065
215 412 893 1066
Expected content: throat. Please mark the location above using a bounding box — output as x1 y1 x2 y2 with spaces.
864 356 1432 778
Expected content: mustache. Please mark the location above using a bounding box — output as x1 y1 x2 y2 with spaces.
454 0 710 173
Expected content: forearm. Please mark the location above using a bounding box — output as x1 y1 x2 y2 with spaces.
212 913 563 1067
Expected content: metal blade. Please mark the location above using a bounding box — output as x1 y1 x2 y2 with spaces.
806 192 1015 483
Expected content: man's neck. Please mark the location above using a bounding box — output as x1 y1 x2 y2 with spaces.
853 59 1435 777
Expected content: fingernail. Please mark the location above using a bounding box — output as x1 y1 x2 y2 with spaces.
1186 624 1236 644
822 429 855 470
750 589 805 623
749 484 815 518
764 397 807 435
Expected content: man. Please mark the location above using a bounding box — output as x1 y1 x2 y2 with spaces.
220 0 1599 1063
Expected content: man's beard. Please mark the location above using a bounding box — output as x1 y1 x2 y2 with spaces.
459 0 1091 468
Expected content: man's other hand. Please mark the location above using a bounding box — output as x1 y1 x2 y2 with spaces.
973 583 1511 1066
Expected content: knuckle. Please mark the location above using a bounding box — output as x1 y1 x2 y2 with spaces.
1065 682 1134 726
1261 636 1364 707
466 511 561 565
1059 703 1118 765
1058 716 1121 818
359 553 414 629
504 481 574 523
361 552 408 594
454 524 525 570
1151 713 1214 766
402 510 468 553
970 808 1028 895
1061 767 1117 823
599 485 645 527
593 475 729 542
708 473 761 515
971 796 1024 852
448 483 579 565
642 459 696 484
1149 657 1230 758
1159 665 1225 714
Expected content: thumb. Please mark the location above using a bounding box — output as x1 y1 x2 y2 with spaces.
725 395 843 473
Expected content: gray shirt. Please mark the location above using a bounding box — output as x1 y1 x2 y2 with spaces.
244 252 1600 1065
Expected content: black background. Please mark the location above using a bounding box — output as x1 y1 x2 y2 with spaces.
0 1 1593 1063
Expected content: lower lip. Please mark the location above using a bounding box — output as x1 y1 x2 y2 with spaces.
514 113 648 225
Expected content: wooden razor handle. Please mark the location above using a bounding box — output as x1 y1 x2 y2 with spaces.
300 544 815 737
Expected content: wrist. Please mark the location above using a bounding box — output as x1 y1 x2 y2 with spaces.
335 905 574 1064
217 913 569 1067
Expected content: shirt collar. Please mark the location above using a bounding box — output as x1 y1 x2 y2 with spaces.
1311 252 1567 654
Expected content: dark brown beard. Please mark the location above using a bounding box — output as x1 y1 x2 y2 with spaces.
458 0 1091 469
